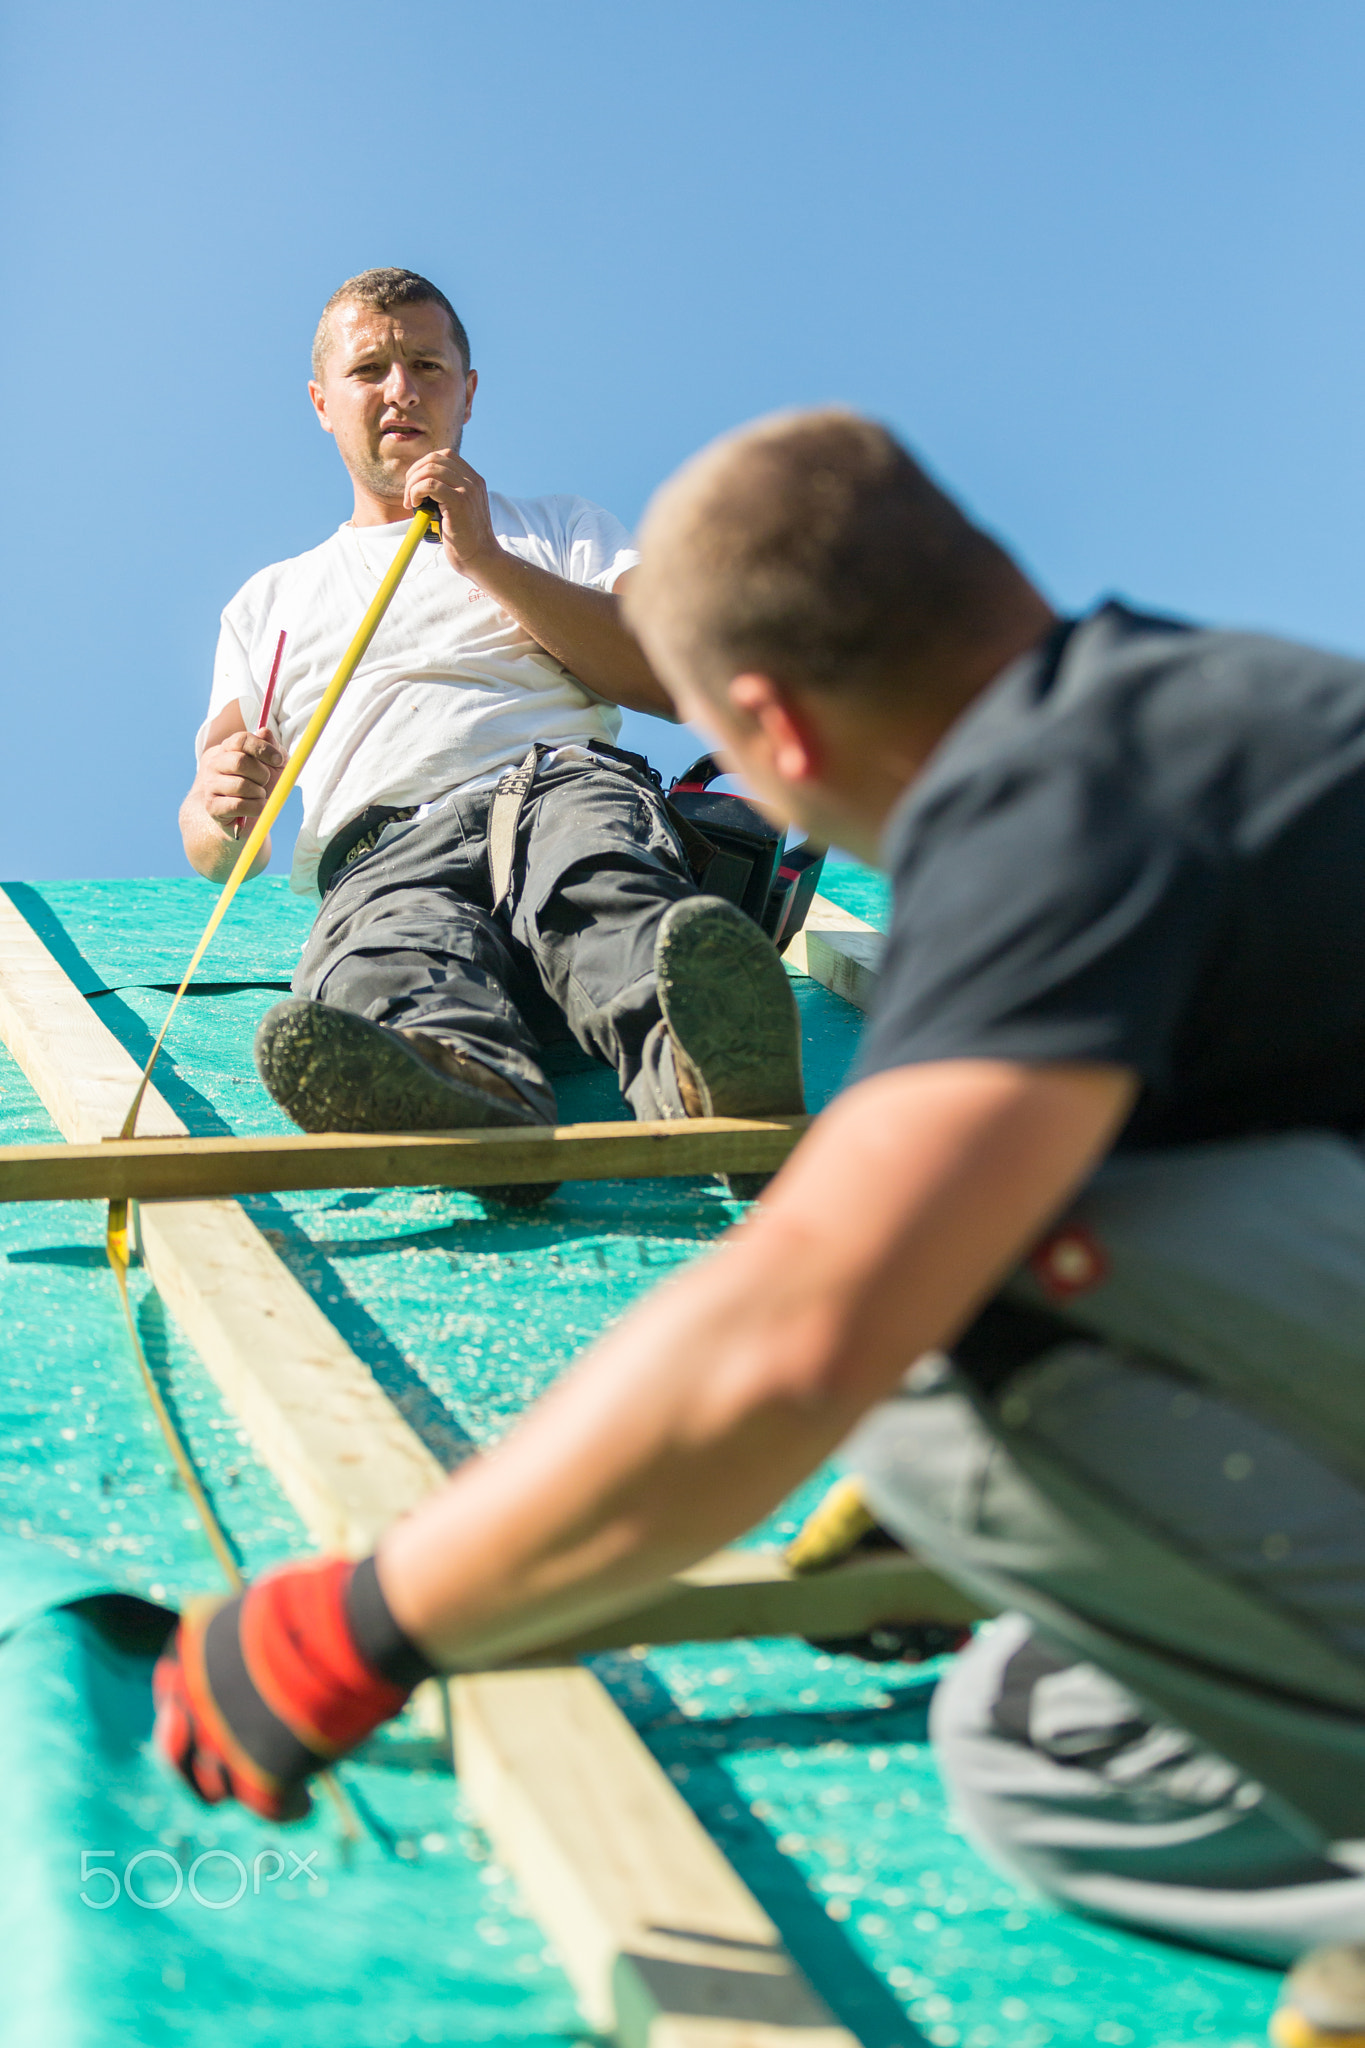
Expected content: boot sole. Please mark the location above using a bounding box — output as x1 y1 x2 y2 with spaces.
655 897 805 1121
254 999 546 1137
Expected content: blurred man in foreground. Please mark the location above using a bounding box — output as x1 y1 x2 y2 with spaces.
159 410 1365 2001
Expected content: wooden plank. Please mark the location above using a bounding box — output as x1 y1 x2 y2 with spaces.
135 1201 446 1550
784 893 883 1013
781 891 876 975
478 1546 985 1667
802 929 884 1015
0 891 184 1141
0 888 446 1550
0 1116 808 1205
454 1665 856 2048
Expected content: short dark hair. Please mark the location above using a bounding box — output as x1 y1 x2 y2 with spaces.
312 268 472 379
628 408 1029 707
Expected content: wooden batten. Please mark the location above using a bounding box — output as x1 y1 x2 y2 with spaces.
0 893 185 1143
0 1116 808 1205
802 929 884 1015
135 1200 446 1548
785 894 884 1014
454 1665 857 2048
493 1546 984 1666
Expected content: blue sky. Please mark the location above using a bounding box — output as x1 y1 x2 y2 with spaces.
4 2 1365 880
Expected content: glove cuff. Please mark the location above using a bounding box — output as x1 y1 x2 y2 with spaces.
345 1553 436 1689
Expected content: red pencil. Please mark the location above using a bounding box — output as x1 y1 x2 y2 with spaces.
234 629 288 839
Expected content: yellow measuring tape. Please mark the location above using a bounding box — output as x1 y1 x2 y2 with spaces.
114 505 437 1156
105 506 437 1835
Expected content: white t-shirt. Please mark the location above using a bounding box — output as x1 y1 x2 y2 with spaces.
201 492 639 893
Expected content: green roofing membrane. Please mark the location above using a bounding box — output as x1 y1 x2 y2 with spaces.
0 877 1279 2047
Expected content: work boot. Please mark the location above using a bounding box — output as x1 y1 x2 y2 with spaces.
253 997 558 1208
1273 1945 1365 2047
654 895 804 1200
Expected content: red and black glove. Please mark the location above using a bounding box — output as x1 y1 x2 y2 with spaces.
153 1554 435 1822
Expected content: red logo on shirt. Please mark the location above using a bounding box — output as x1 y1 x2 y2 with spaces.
1028 1225 1109 1300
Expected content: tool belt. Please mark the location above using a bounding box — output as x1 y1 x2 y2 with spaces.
486 742 824 949
317 802 420 897
317 743 670 903
318 743 825 953
485 738 720 911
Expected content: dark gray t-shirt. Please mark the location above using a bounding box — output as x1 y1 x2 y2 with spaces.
857 600 1365 1148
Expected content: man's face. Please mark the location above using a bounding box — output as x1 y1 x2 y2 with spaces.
309 300 475 507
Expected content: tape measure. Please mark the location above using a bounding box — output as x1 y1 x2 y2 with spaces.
114 501 439 1150
103 503 439 1841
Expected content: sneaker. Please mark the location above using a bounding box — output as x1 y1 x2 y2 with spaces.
654 896 804 1199
253 998 556 1207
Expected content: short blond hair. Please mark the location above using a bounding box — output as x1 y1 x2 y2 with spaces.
627 408 1026 706
312 267 471 380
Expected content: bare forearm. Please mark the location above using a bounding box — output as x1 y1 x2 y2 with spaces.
379 1214 862 1668
378 1060 1136 1668
470 549 674 716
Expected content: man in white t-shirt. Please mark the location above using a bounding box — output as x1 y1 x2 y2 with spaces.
179 269 802 1192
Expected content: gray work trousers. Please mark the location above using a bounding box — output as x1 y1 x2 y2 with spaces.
842 1133 1365 1963
294 752 698 1122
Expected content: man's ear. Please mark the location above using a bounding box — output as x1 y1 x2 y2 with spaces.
308 380 335 437
727 674 824 784
462 368 478 424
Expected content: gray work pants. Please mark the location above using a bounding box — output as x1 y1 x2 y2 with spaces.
294 752 698 1121
842 1133 1365 1962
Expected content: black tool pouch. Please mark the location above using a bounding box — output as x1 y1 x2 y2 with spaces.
665 754 825 951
